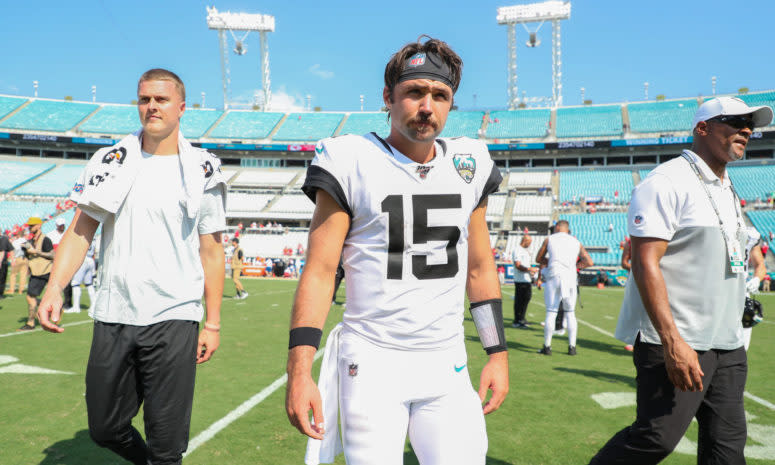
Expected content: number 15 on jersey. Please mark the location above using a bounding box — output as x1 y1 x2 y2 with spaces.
381 193 462 281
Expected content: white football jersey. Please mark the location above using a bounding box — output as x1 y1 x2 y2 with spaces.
543 232 581 281
303 133 501 350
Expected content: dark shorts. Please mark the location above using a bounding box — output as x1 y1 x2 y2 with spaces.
27 274 50 297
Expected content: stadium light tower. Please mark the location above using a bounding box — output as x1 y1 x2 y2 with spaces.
33 80 38 98
206 6 275 110
497 1 571 109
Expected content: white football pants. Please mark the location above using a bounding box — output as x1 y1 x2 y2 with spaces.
338 331 487 465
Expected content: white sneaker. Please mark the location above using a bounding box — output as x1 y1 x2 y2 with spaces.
63 307 80 314
241 291 249 299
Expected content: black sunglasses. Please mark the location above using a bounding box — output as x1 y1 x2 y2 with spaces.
708 115 755 131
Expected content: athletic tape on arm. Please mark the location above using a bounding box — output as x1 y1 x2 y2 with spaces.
470 299 507 354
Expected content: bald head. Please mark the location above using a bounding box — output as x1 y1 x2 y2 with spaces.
555 220 570 233
520 235 532 247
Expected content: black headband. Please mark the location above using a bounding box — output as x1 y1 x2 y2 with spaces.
397 51 454 91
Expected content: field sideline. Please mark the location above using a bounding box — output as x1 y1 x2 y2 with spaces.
1 281 773 464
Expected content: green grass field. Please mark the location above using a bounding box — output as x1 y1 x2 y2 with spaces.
1 280 774 464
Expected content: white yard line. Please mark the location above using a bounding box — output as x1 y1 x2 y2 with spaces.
0 319 93 338
183 349 325 458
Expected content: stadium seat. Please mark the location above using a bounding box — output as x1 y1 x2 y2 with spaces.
485 109 550 139
0 200 58 232
627 99 698 133
0 96 29 120
559 169 633 203
560 213 628 266
0 160 56 194
747 211 775 245
439 111 485 139
15 164 85 197
209 111 284 139
1 100 98 132
556 105 623 138
735 91 775 127
79 105 139 135
181 109 224 138
486 194 507 222
339 112 390 138
728 165 775 200
272 113 344 141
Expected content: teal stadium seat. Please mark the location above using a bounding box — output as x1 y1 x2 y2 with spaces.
559 169 634 203
485 109 550 139
0 160 56 194
0 200 58 232
738 91 775 127
440 111 485 139
0 96 28 120
627 99 698 133
747 211 775 244
181 109 223 138
209 111 284 139
638 169 653 182
15 165 85 197
0 100 98 132
79 105 140 135
338 113 390 138
728 165 775 200
273 113 344 141
556 105 623 138
560 213 628 266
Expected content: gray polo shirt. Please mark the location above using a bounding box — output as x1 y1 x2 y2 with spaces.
615 150 746 351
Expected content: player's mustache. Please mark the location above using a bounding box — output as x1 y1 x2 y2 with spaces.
411 115 436 128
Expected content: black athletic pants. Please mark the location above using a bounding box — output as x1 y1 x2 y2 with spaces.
588 335 747 465
63 283 72 308
513 282 531 324
86 320 198 465
0 259 8 296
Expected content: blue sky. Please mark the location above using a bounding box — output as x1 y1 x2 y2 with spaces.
1 0 773 111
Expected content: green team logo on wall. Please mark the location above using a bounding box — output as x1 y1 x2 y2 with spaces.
453 154 476 184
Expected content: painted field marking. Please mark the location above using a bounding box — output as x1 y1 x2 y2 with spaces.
184 348 325 458
0 319 93 338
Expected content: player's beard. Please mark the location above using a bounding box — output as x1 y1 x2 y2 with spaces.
728 144 744 162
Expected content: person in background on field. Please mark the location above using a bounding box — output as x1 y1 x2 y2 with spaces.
0 230 13 298
511 234 536 328
231 238 247 299
8 232 29 295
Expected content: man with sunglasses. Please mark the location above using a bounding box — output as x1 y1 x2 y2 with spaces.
589 96 773 465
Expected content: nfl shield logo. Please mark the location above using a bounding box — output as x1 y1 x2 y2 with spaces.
453 154 476 183
409 53 426 67
348 363 358 377
416 165 433 180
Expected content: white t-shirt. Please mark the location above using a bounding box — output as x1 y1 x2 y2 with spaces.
12 237 26 259
304 133 501 350
47 229 64 247
511 246 532 283
80 152 226 325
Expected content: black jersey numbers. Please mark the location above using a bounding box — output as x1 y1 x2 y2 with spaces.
381 194 461 280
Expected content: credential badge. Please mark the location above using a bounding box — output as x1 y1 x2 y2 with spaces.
453 153 476 184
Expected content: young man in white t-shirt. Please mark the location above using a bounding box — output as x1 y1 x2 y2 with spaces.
37 69 226 465
511 234 536 328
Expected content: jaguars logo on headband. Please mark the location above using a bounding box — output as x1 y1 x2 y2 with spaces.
453 154 476 184
101 147 127 165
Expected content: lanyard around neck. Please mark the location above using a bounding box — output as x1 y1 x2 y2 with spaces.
680 151 743 231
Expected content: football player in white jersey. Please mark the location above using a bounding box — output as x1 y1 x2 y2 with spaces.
285 37 508 465
743 227 767 350
535 220 593 355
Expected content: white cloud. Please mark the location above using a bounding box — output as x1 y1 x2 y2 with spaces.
267 88 306 112
308 64 334 80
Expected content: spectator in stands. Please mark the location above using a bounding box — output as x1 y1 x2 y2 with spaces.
0 230 13 298
8 232 29 295
764 275 771 292
250 221 257 229
770 231 774 242
590 96 773 464
607 222 614 232
512 234 537 329
762 241 769 257
265 257 273 276
231 238 247 299
19 217 54 330
296 243 305 256
35 68 227 465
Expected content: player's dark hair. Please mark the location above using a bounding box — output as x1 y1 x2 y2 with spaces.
232 237 239 244
384 36 463 97
137 68 186 101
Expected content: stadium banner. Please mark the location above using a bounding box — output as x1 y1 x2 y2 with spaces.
9 133 64 142
610 136 691 147
488 142 545 151
547 140 610 149
72 136 120 145
0 132 9 139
